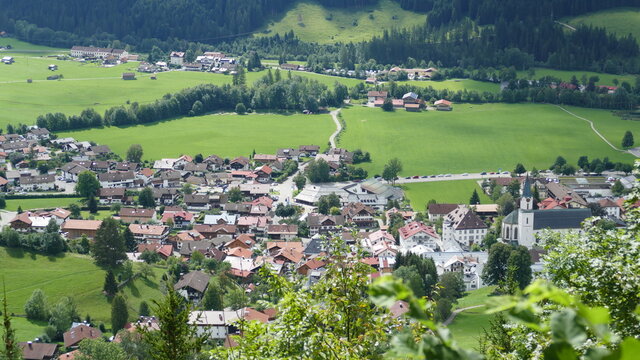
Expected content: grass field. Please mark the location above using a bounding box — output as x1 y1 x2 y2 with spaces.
410 79 500 93
0 37 64 55
338 104 635 176
258 0 426 43
517 67 638 87
403 180 490 210
4 197 83 211
562 105 640 149
59 112 334 160
565 7 640 42
1 247 165 340
448 307 492 350
454 286 496 310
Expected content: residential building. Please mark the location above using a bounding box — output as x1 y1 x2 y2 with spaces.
129 224 169 242
119 208 156 223
398 221 442 251
174 271 210 302
97 188 126 204
442 206 488 247
63 324 102 348
170 51 185 66
98 171 135 188
61 220 102 239
266 224 298 240
19 342 57 360
341 202 377 228
307 214 346 235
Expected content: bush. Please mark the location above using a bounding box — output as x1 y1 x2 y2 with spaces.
235 103 247 114
24 289 49 321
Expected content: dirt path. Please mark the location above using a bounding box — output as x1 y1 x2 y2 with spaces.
329 109 342 149
554 20 576 31
443 304 485 326
556 105 632 155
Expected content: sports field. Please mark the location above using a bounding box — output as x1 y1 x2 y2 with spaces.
338 104 635 176
403 180 490 210
58 112 334 160
258 0 426 43
565 7 640 42
0 247 165 340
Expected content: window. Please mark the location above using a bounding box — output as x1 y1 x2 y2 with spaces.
514 227 518 240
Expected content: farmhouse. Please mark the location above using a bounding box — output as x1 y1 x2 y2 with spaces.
61 219 103 239
280 63 300 71
174 271 210 302
122 72 136 80
19 342 57 360
434 99 453 111
367 91 388 103
170 51 185 66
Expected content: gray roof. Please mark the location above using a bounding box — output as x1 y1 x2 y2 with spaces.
533 208 591 230
174 271 210 293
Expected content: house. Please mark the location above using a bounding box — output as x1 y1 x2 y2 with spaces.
19 341 57 360
544 182 588 208
129 224 169 242
427 203 458 221
137 243 173 259
190 308 268 340
502 177 592 248
341 202 377 228
97 188 126 204
152 188 179 205
98 171 135 188
184 194 211 211
204 213 238 225
434 99 452 111
122 72 136 80
183 162 208 176
238 183 270 199
229 157 250 170
61 220 102 239
18 174 56 191
280 63 300 71
399 221 442 252
402 92 419 103
204 154 224 171
443 206 488 247
367 91 388 103
426 252 488 291
119 208 156 223
26 128 50 140
307 214 346 235
174 271 210 302
61 163 90 182
193 224 237 239
266 224 298 240
170 51 185 66
63 324 102 348
598 198 621 218
254 165 273 183
161 210 194 229
9 212 52 232
89 145 111 155
404 103 420 112
299 145 320 156
276 148 301 161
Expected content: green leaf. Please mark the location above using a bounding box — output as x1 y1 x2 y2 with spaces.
543 342 579 360
618 337 640 360
550 309 588 347
577 306 610 325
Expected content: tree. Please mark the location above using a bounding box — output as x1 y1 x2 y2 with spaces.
304 159 331 183
2 284 21 360
111 294 129 334
103 270 118 296
92 218 127 269
75 338 127 360
293 172 306 189
317 193 341 215
393 266 426 298
227 187 243 203
382 158 402 185
75 171 100 199
381 98 394 111
138 187 155 208
577 155 590 170
139 301 150 316
506 246 532 291
611 179 625 196
48 297 79 340
24 289 48 321
481 242 513 286
87 196 98 214
469 189 481 205
181 183 193 195
437 272 465 301
235 103 246 114
0 196 5 209
123 227 136 252
138 285 207 360
69 203 81 218
202 285 223 310
513 163 526 175
496 193 515 216
126 144 144 163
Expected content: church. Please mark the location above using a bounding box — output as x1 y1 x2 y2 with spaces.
502 177 592 248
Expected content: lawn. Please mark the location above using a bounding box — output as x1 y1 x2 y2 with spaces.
561 106 640 150
447 307 492 350
454 286 496 310
258 0 426 44
58 112 335 160
0 247 165 340
410 79 500 93
516 67 637 87
338 103 635 176
0 37 64 55
4 197 83 211
564 7 640 43
403 180 490 210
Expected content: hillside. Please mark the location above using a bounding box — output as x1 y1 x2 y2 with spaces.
257 0 426 43
565 7 640 41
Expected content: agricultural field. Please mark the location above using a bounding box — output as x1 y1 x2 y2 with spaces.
403 180 490 210
0 37 64 55
412 79 500 94
4 197 83 211
258 0 426 44
338 103 635 176
564 7 640 42
516 67 638 87
561 105 640 149
0 247 165 340
58 112 335 160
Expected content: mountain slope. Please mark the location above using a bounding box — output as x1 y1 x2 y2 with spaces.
565 7 640 41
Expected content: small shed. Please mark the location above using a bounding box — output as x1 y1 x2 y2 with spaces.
122 72 136 80
434 99 453 111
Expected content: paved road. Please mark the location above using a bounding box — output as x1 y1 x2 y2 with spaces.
443 305 485 326
328 109 342 149
394 172 512 184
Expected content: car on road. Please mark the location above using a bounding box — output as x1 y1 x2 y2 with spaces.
502 171 509 174
445 174 452 177
430 175 436 178
480 172 487 175
421 175 429 178
405 176 411 179
461 173 468 176
489 172 495 175
412 175 420 179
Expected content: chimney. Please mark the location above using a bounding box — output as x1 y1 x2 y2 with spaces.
27 341 33 348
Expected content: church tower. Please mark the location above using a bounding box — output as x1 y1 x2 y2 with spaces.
518 176 535 247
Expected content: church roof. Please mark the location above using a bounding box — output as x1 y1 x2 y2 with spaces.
532 208 591 230
503 210 519 224
522 176 532 198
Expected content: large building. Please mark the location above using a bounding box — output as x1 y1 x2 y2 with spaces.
502 177 592 248
442 205 488 247
70 46 128 59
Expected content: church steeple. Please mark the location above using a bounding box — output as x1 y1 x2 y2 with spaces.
520 175 533 210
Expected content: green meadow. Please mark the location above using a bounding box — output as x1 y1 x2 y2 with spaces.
59 112 335 160
447 307 492 350
258 0 426 44
517 67 638 87
338 104 635 176
0 247 165 340
565 7 640 42
403 180 490 210
4 197 83 211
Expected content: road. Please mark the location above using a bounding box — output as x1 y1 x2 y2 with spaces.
328 109 342 149
556 106 633 155
394 172 512 184
443 305 485 326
